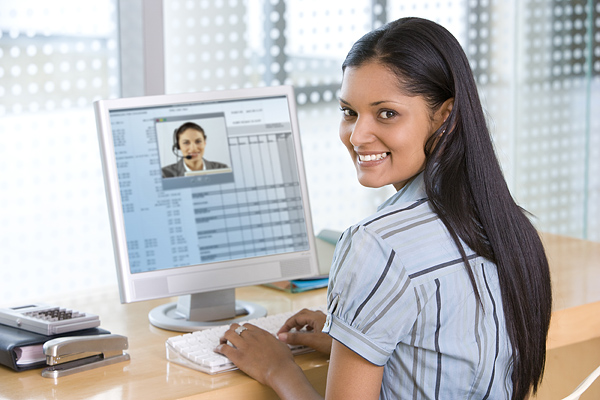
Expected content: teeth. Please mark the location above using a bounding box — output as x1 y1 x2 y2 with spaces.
358 152 388 162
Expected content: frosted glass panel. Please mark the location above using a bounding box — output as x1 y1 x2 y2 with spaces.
162 0 598 241
0 1 120 304
506 1 599 238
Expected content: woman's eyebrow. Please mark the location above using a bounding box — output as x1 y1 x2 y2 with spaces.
338 97 397 107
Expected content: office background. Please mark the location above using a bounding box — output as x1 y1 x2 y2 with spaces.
0 0 598 305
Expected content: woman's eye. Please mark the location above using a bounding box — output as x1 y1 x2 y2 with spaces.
340 107 356 117
379 110 396 119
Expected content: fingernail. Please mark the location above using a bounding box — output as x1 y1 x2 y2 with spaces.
278 333 288 342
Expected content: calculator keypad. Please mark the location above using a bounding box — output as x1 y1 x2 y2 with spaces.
24 308 84 321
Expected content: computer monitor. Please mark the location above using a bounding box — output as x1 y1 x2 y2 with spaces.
94 86 320 332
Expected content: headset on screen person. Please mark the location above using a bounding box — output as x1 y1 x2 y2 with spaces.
171 122 206 160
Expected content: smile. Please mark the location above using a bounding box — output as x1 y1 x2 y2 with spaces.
358 152 389 162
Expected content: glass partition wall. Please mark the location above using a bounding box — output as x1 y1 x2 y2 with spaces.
0 0 597 304
0 1 120 302
163 0 599 240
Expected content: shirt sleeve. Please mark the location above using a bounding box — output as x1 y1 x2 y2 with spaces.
323 225 419 366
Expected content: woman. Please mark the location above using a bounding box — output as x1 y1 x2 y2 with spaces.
216 17 552 400
162 122 228 178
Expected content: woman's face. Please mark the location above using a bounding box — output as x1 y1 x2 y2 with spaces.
179 128 206 160
339 62 448 191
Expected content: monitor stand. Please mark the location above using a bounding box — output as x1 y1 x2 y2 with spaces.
148 288 267 332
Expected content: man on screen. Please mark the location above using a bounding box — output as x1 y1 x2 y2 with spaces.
162 122 229 178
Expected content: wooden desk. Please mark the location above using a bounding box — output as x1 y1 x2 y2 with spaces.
535 234 600 398
0 286 329 400
541 233 600 350
0 233 598 399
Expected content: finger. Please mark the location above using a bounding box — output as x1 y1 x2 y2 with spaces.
218 323 238 343
278 331 332 354
220 323 246 348
215 325 255 362
279 330 315 346
277 309 326 335
214 342 236 358
277 309 318 334
221 323 267 346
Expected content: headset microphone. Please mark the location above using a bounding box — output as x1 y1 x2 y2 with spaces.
172 150 193 160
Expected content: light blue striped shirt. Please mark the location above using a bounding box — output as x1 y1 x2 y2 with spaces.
323 173 513 399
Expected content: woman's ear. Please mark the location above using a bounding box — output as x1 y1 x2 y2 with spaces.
435 98 454 131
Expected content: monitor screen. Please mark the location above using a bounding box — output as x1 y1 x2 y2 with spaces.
94 86 319 331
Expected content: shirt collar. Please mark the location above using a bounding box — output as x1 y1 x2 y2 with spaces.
183 158 206 172
377 172 427 212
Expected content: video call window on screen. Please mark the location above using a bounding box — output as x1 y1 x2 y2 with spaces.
156 113 234 190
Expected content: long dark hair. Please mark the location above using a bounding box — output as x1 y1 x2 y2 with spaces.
342 17 552 400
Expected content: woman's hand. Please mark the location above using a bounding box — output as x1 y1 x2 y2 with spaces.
215 323 296 386
215 323 321 399
277 309 333 355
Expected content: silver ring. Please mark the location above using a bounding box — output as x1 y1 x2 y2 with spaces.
234 325 247 336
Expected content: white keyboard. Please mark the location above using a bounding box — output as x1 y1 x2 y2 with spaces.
165 308 324 374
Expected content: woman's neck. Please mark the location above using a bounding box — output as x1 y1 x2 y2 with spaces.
185 158 204 171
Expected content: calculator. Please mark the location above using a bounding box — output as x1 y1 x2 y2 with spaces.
0 304 101 336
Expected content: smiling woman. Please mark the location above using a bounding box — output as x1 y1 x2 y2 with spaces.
214 17 552 400
338 62 453 191
162 121 230 178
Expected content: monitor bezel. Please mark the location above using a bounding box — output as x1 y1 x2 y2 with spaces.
94 85 320 305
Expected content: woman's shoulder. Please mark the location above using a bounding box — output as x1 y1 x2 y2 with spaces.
204 159 229 169
337 197 441 266
162 160 184 177
348 197 476 280
339 197 440 262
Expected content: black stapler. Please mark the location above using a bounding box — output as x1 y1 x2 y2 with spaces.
42 334 130 378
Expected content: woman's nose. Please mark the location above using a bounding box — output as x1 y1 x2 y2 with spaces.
349 117 375 147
